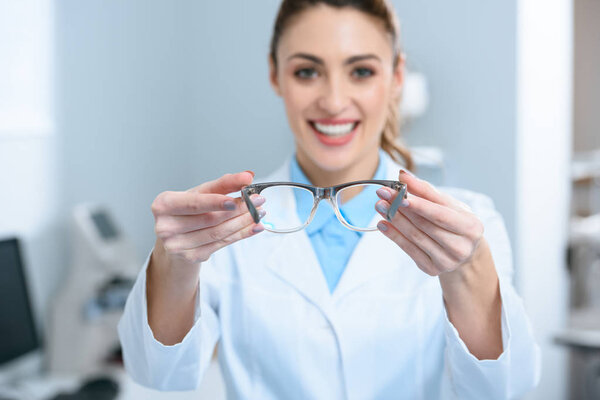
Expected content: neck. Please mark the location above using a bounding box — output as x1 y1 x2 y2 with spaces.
296 148 381 187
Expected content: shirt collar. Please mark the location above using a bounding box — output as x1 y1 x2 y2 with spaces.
289 151 387 235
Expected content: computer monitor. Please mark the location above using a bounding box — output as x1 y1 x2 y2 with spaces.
0 237 42 384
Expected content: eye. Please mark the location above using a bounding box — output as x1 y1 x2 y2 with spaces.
294 67 318 80
352 67 374 79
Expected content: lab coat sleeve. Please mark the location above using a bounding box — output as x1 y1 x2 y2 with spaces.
117 248 221 391
440 191 541 400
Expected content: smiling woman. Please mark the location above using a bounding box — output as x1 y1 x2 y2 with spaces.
118 1 541 399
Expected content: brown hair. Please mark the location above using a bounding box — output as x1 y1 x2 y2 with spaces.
270 0 414 171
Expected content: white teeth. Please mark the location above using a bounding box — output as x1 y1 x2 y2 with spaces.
313 122 356 136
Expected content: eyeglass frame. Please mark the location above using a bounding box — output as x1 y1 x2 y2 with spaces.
241 180 407 233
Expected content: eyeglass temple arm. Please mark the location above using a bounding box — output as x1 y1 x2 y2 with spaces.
242 188 261 223
386 184 407 221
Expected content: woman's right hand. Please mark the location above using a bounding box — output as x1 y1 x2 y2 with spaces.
152 170 265 266
146 171 263 345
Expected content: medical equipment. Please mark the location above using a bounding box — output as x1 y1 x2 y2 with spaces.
47 205 138 374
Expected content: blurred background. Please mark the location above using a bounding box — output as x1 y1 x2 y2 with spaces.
0 0 598 399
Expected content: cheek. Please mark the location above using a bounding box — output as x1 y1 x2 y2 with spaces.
281 81 315 121
360 83 391 131
363 82 390 115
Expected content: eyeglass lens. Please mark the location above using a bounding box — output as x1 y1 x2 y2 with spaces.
258 184 391 233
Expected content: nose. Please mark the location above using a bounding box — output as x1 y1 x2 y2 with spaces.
317 75 349 115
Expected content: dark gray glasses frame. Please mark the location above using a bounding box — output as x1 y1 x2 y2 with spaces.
242 180 407 233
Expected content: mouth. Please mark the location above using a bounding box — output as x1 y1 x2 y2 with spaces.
308 119 360 146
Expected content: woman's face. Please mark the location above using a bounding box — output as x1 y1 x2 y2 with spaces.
270 4 404 174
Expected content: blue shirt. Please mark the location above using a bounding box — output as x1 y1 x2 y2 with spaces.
290 154 387 292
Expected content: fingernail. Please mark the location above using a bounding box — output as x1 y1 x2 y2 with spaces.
377 221 388 232
251 195 265 207
400 169 416 177
252 224 264 233
258 209 266 218
400 198 410 207
376 187 391 201
376 202 389 214
223 200 236 210
244 170 255 178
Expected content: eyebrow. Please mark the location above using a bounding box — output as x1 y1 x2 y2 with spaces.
286 52 381 65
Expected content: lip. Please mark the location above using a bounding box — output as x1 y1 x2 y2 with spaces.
308 119 360 147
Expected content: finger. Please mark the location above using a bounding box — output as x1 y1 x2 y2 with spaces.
177 221 264 264
152 191 241 216
164 207 265 251
385 191 473 236
377 186 453 229
395 207 475 263
157 195 264 235
376 200 456 272
378 186 478 258
191 171 255 195
376 220 436 276
397 170 463 209
407 194 483 238
376 186 409 220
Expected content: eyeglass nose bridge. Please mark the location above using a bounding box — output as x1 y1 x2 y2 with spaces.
312 187 334 202
305 187 337 224
310 187 339 213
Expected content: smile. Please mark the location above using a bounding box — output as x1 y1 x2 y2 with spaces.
308 119 360 146
311 121 358 136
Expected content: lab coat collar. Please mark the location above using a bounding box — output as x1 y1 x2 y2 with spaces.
261 152 409 313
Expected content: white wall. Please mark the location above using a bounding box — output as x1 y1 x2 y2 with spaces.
516 0 572 399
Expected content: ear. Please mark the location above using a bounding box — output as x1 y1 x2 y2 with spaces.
392 52 406 100
268 54 282 97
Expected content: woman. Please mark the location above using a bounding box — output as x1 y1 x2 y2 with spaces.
118 1 540 398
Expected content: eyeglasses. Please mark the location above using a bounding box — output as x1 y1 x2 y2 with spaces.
241 180 407 233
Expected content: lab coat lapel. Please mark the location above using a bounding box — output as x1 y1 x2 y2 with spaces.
332 217 401 300
260 158 332 315
265 232 332 314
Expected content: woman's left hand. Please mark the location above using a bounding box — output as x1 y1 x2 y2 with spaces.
375 170 503 359
374 170 486 277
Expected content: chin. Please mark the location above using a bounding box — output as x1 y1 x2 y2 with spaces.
311 148 357 172
297 141 365 177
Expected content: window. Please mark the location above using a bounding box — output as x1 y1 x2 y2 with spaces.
0 0 53 137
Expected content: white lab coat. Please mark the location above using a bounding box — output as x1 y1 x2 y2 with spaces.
118 154 541 399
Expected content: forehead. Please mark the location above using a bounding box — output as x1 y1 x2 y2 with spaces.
277 4 394 63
